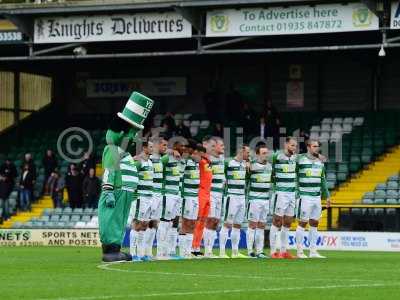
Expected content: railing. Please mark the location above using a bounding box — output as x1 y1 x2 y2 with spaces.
326 204 400 231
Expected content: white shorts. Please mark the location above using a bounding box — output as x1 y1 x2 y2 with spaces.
182 196 199 220
132 196 152 222
175 197 183 217
161 194 181 220
272 192 296 217
296 196 322 222
247 200 270 223
224 195 245 225
209 192 223 219
150 193 162 220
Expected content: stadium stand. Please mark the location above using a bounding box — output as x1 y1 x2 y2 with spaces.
1 110 399 231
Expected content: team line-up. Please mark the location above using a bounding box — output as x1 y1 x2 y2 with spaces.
102 135 331 262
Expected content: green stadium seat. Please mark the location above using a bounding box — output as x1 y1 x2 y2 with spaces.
374 198 385 204
54 207 63 215
43 208 54 216
361 154 372 164
387 181 399 190
23 221 34 228
349 157 361 173
56 222 66 228
386 198 398 205
83 208 94 215
374 190 386 198
39 215 50 222
63 207 73 215
73 208 83 215
389 174 399 181
50 215 60 222
327 173 337 182
363 192 374 200
12 222 23 229
64 222 75 228
70 215 81 222
362 198 373 204
337 172 348 182
337 163 349 173
376 183 387 190
47 221 57 228
386 190 398 199
32 221 44 229
327 181 336 190
60 215 70 222
81 215 91 223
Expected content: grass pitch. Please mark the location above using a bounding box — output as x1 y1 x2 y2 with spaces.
1 247 400 300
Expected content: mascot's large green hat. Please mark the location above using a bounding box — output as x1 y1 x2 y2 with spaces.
117 91 154 130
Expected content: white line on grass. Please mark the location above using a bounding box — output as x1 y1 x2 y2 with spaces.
37 282 399 300
97 262 297 280
96 262 376 283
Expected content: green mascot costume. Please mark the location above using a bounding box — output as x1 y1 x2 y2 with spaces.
99 91 153 262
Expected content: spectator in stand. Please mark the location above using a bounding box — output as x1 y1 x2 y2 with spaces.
161 112 176 133
175 119 192 139
212 122 224 138
47 170 65 208
264 99 279 122
42 149 58 195
79 151 96 177
161 121 174 140
65 164 84 209
82 168 101 208
0 158 17 199
299 129 310 154
21 153 36 183
239 102 258 141
225 84 243 123
203 86 220 122
19 163 34 211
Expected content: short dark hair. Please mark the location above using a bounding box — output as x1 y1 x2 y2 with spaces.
150 136 166 144
307 139 320 147
196 145 206 153
202 135 213 143
186 138 199 150
255 143 268 154
286 136 297 143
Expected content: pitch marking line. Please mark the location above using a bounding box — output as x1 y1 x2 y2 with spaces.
38 282 400 300
96 262 377 282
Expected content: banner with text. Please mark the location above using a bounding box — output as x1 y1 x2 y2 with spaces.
206 3 379 37
34 13 192 44
86 77 187 98
391 1 400 29
0 229 100 247
287 231 400 252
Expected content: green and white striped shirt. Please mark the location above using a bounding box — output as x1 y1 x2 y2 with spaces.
272 150 297 193
297 154 330 198
248 161 272 201
182 157 200 198
134 156 153 198
210 155 226 194
226 158 247 196
162 154 182 195
150 153 163 195
120 152 139 192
